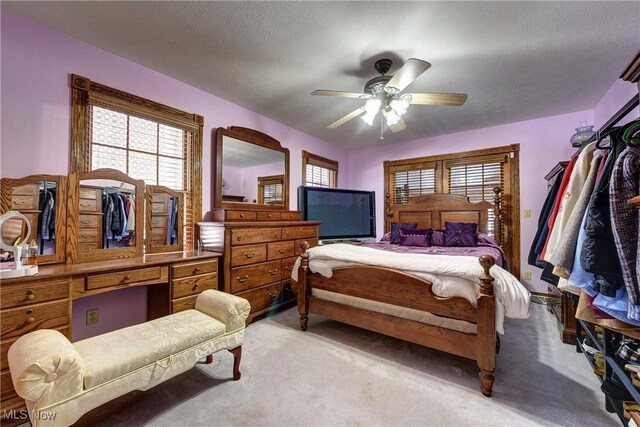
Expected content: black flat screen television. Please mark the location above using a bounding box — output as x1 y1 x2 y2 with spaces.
298 186 376 240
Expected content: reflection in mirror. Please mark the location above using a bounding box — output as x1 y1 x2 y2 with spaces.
146 185 183 253
222 136 286 205
11 181 57 255
1 215 30 248
79 179 137 251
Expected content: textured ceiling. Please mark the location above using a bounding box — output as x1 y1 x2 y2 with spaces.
3 1 639 149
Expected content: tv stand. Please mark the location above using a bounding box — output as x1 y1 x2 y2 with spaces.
320 239 365 245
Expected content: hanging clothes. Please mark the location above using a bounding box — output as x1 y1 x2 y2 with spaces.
528 169 565 268
580 127 627 297
126 198 135 232
544 143 597 262
551 151 603 282
166 196 178 245
610 128 640 320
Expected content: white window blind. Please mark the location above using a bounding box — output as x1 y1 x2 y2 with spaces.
90 105 194 246
305 164 336 188
258 175 284 205
391 168 436 204
448 162 503 236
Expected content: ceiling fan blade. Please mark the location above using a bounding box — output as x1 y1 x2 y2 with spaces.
382 110 407 133
327 107 366 129
384 58 431 93
311 90 366 98
408 92 468 106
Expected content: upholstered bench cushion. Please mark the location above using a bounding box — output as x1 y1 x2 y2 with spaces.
74 310 226 389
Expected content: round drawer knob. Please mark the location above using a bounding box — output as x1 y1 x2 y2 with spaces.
240 214 245 218
194 267 201 273
25 289 35 300
123 275 131 281
268 214 272 218
192 284 199 291
26 317 35 324
237 236 243 241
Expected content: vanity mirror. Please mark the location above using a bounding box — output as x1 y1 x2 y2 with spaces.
0 174 67 264
67 169 144 263
213 127 290 210
145 185 183 253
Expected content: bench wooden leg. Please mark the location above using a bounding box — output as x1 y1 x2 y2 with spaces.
205 354 213 364
228 346 242 380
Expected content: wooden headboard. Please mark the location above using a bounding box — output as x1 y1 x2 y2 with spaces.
385 192 502 242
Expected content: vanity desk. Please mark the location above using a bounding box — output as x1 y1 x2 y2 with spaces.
0 170 220 423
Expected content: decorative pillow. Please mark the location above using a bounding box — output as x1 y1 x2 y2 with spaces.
390 222 417 244
430 229 446 246
477 232 498 246
399 227 432 247
380 232 391 242
444 222 479 247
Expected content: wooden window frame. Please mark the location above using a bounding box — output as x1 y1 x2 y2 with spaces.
70 74 203 248
383 144 520 278
302 150 339 188
257 174 285 205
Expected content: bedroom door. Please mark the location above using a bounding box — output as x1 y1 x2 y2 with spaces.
384 144 520 279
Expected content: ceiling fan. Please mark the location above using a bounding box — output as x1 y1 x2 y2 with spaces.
312 58 468 136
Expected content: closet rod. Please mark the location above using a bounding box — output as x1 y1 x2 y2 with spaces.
594 93 639 140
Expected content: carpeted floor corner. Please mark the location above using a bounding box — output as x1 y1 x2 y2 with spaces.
74 304 617 426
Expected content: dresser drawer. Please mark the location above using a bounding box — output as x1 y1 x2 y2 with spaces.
231 228 281 246
12 184 38 197
267 241 294 260
0 326 68 371
79 199 98 212
295 238 319 255
282 256 298 280
282 226 317 240
86 266 166 290
231 260 282 293
152 227 166 240
79 214 100 228
172 260 217 279
79 188 100 200
227 211 257 221
283 212 301 221
78 228 100 243
1 277 69 310
237 283 282 314
78 242 101 252
152 216 167 227
172 273 217 299
1 300 68 339
172 295 198 313
152 202 168 215
256 212 281 221
11 195 37 210
1 369 17 402
231 244 267 267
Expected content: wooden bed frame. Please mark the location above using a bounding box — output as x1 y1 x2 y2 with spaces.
294 192 503 397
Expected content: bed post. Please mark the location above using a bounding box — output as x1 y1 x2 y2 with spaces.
492 186 504 247
477 254 496 397
297 241 311 331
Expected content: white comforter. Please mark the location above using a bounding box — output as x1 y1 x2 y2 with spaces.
291 244 530 334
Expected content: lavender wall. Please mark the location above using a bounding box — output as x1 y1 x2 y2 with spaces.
347 110 591 293
0 10 348 339
593 79 639 128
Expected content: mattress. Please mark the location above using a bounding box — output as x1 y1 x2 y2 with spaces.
312 288 478 334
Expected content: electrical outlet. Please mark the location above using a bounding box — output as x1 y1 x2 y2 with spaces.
524 209 532 219
86 308 99 326
524 271 532 281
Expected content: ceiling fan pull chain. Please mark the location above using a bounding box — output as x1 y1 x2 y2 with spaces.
380 113 384 140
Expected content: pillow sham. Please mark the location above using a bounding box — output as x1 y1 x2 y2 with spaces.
444 221 479 247
430 229 446 246
399 227 432 247
390 222 417 244
477 232 498 246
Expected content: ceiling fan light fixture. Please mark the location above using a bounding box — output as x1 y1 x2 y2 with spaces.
361 99 381 126
383 108 401 126
390 95 411 117
384 86 400 96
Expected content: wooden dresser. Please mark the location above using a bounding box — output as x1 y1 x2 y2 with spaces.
0 250 220 424
201 208 320 322
78 186 103 252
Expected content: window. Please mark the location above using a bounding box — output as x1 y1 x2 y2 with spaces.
390 165 436 204
302 150 338 188
70 74 203 248
258 175 284 205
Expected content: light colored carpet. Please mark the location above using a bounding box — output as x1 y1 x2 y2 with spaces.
74 304 617 427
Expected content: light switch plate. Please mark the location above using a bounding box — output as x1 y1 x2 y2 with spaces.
524 209 532 219
524 271 532 280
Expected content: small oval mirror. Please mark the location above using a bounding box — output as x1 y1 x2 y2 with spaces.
0 211 31 252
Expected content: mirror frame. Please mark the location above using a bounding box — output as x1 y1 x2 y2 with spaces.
0 174 67 264
145 185 184 254
67 168 144 263
213 126 290 211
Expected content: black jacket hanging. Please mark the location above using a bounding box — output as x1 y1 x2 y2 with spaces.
528 170 565 268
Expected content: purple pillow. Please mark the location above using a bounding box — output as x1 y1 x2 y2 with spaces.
390 222 417 244
444 222 479 247
399 227 432 247
478 233 498 246
430 229 446 246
